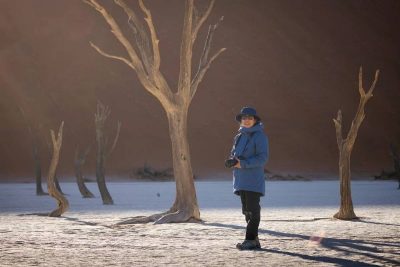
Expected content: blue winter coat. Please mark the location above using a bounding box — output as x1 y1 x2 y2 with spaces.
231 122 269 196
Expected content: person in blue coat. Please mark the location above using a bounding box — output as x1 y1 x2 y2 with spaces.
226 107 269 250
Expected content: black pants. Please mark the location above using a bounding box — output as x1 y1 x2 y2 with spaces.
239 190 261 240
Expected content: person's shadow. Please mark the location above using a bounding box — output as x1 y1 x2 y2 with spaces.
203 221 400 267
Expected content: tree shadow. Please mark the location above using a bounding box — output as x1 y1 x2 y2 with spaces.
17 213 113 228
355 218 400 227
62 216 101 227
257 248 378 267
264 217 331 222
203 222 400 266
18 212 49 217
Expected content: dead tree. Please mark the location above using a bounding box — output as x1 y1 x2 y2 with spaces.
47 122 69 217
75 145 95 198
389 144 400 189
18 106 47 195
32 134 47 195
43 137 65 195
333 67 379 220
95 102 121 205
373 144 400 188
85 0 225 223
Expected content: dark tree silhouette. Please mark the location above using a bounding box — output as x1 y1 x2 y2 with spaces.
94 102 121 205
75 145 95 198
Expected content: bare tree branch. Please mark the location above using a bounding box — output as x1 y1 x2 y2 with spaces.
95 102 121 157
83 0 97 9
192 0 215 42
358 66 364 97
178 0 195 94
127 20 152 75
346 67 380 149
333 110 343 149
90 42 136 70
85 0 145 74
95 101 111 126
136 0 174 101
367 69 380 97
114 0 152 75
190 16 225 99
50 122 64 150
358 66 380 99
139 0 161 70
191 47 225 99
108 121 121 156
86 0 174 109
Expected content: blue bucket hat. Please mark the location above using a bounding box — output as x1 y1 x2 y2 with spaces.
235 107 261 122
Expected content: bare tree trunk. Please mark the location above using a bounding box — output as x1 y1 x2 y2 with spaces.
335 150 356 219
333 67 379 220
389 144 400 189
47 122 69 217
17 106 48 196
95 138 113 205
33 143 47 196
75 146 94 198
156 110 200 223
116 109 200 225
95 102 120 205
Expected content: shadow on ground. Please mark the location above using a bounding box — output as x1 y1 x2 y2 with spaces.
204 222 400 266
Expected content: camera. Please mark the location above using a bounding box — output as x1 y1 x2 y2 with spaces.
224 158 238 168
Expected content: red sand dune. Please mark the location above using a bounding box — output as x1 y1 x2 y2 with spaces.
0 0 399 180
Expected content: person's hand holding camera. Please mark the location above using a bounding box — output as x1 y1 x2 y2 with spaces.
224 157 241 168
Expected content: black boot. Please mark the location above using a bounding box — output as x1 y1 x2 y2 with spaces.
236 237 261 250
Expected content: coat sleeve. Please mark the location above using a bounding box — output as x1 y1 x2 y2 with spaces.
240 133 269 169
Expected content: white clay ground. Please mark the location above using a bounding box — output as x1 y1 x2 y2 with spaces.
0 180 399 266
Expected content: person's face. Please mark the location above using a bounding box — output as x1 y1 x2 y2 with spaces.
240 115 256 128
